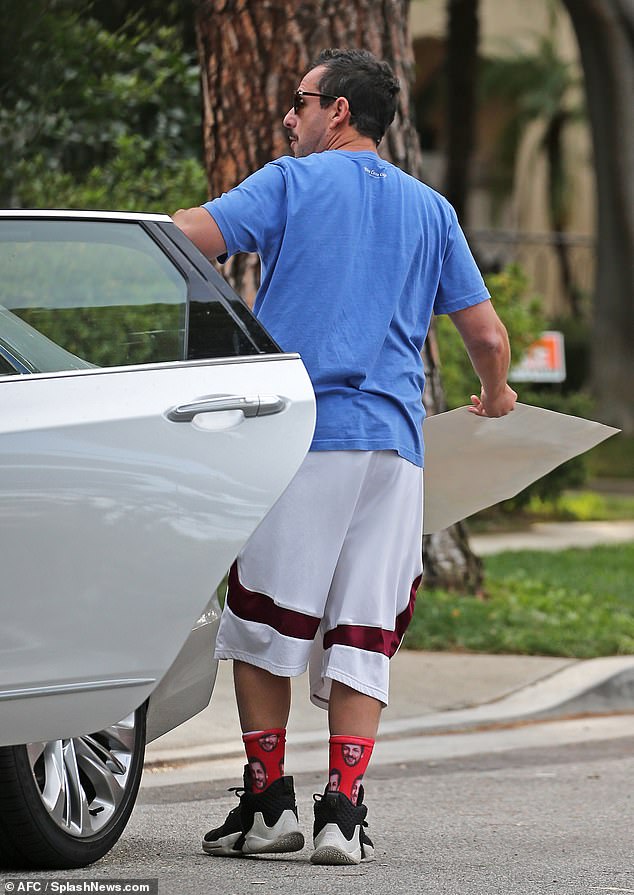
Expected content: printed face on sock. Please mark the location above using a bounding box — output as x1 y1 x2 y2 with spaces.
351 775 363 805
342 743 364 766
249 758 268 790
328 769 341 792
258 733 280 752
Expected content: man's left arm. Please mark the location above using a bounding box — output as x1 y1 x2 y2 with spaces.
449 299 517 417
172 207 227 260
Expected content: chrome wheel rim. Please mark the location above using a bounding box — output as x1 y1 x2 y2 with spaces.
26 712 137 838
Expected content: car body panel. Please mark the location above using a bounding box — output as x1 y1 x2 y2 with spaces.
0 356 315 746
145 591 222 743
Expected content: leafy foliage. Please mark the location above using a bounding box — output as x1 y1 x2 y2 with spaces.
500 388 595 508
524 489 634 523
13 139 206 213
435 263 544 410
587 434 634 480
1 1 206 212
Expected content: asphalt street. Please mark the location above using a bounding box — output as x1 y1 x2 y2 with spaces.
4 714 632 895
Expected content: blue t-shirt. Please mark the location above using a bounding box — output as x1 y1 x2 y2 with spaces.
203 150 489 467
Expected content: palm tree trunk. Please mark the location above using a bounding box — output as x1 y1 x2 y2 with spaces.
560 0 634 431
444 0 479 224
545 112 580 317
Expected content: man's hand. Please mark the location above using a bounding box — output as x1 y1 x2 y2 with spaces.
468 384 517 417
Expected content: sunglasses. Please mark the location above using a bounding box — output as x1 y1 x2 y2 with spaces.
292 88 339 115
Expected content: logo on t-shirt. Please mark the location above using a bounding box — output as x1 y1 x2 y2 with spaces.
364 166 387 179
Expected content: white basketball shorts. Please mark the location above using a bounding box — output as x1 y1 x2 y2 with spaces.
214 450 424 707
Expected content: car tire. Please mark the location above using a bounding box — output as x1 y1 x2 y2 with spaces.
0 706 146 869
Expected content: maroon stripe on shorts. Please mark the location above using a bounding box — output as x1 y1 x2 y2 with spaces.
227 562 321 640
323 575 422 658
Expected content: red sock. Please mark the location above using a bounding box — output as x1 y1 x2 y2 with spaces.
328 735 374 805
242 728 286 792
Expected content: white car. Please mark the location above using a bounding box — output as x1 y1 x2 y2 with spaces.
0 211 315 869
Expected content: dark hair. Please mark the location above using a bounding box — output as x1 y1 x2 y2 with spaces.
310 48 400 145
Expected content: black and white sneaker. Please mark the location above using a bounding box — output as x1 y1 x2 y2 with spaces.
310 786 375 865
202 766 305 857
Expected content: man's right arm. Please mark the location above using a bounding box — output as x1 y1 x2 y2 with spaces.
172 207 227 260
448 299 517 417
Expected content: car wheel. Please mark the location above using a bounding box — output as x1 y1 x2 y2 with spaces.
0 706 146 869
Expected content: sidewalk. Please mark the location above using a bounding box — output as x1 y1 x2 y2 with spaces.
144 651 634 769
470 519 634 555
144 519 634 769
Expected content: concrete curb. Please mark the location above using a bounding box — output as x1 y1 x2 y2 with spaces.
143 656 634 768
379 656 634 737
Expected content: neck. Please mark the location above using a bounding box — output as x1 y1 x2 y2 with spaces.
327 129 378 154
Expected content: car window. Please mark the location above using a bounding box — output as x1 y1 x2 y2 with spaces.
0 350 19 375
0 219 187 369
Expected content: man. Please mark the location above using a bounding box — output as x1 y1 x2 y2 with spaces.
342 743 364 766
174 47 516 866
248 758 268 792
258 732 280 752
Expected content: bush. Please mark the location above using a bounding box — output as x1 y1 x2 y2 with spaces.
499 388 595 509
435 263 544 410
14 138 207 215
2 7 205 212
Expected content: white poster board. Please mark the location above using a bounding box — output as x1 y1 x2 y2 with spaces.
422 403 619 534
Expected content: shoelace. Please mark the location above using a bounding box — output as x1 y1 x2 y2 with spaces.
221 786 246 820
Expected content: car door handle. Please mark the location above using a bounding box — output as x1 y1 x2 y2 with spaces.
166 394 287 422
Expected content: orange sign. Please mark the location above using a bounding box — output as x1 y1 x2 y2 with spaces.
509 330 566 383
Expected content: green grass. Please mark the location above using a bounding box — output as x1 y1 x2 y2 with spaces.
404 543 634 657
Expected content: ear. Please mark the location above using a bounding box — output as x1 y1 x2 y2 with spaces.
330 96 351 126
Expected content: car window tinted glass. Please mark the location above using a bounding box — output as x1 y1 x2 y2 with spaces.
0 351 19 376
0 219 187 371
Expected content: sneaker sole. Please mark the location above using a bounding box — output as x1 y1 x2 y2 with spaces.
203 830 305 858
203 810 305 858
244 810 305 855
311 823 375 865
202 831 243 857
311 844 375 865
245 831 305 855
311 844 361 865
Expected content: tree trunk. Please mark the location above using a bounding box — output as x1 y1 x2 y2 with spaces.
560 0 634 432
444 0 479 224
545 111 580 317
194 0 483 590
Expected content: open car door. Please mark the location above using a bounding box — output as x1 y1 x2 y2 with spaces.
0 212 315 746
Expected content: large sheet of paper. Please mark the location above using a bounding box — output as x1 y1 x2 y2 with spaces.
422 403 620 534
